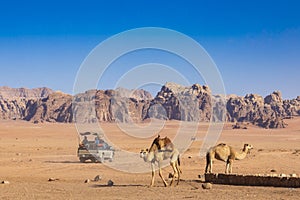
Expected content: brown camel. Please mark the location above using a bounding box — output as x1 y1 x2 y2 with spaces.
205 143 253 174
140 135 181 187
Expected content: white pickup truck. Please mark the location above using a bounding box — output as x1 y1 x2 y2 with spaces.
77 133 114 163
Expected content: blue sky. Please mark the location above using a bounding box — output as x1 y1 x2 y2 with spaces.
0 0 299 99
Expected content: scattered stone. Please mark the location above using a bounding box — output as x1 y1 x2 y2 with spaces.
48 178 59 182
279 174 287 177
84 179 90 183
290 174 297 177
107 180 114 186
270 169 277 172
271 174 278 177
16 153 21 156
28 159 33 162
188 156 192 159
1 180 10 184
232 122 248 129
202 182 212 189
94 175 101 182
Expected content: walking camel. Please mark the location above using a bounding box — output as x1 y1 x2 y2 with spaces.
205 143 253 174
140 135 181 187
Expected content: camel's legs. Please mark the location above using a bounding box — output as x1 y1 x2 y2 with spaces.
175 161 181 185
177 161 182 174
158 162 168 187
170 161 178 186
150 162 155 187
206 158 213 173
225 159 233 174
228 159 233 173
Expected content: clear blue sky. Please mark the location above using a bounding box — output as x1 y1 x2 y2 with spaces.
0 0 299 99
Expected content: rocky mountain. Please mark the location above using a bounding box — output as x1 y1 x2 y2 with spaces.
73 89 151 123
0 86 54 99
0 87 55 120
147 82 214 121
0 84 299 128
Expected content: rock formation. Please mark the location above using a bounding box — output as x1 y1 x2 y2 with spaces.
226 91 295 128
0 86 53 99
0 86 54 120
0 84 299 128
148 82 213 121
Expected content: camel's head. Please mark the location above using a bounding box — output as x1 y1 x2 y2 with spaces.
243 144 253 153
140 149 149 161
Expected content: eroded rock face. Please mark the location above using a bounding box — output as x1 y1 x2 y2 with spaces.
283 96 300 117
73 89 151 123
226 91 292 128
0 85 299 129
25 92 73 123
0 87 54 121
148 83 213 121
0 86 53 99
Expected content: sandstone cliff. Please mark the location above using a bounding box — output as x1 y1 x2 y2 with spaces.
0 85 299 128
0 86 53 99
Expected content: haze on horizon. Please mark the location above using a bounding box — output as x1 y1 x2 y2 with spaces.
0 0 299 99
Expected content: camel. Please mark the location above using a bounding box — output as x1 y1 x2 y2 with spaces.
140 135 181 187
205 143 253 174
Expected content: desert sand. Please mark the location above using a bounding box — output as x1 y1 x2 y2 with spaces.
1 118 300 200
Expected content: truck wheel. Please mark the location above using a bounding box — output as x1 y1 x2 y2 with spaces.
79 157 86 163
90 157 96 163
99 157 104 163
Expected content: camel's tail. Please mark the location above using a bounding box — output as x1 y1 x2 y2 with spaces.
177 155 181 166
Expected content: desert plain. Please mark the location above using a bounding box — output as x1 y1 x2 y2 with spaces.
1 118 300 200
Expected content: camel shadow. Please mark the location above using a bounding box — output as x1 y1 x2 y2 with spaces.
90 184 145 188
89 179 205 189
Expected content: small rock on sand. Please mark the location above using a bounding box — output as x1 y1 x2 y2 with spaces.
1 180 10 184
48 178 58 182
94 175 101 182
107 180 114 186
84 179 90 183
202 182 212 189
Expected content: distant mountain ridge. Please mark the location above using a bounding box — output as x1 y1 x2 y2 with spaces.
0 84 299 128
0 86 54 99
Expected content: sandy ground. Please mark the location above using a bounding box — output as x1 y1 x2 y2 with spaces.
1 118 300 200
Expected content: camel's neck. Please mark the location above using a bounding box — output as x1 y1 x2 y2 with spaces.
235 149 249 160
144 151 155 162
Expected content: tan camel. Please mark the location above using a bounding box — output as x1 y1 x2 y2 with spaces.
140 135 181 187
205 143 253 174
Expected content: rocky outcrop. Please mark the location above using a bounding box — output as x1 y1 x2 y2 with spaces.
226 92 291 128
0 86 53 99
0 85 299 128
73 89 151 123
0 98 28 120
0 87 54 120
283 96 300 117
148 82 213 121
24 92 73 123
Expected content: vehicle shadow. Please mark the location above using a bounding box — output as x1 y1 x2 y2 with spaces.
44 160 83 164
